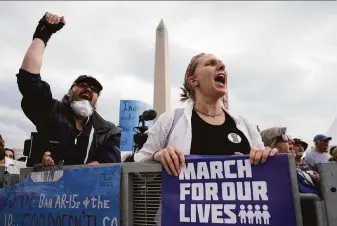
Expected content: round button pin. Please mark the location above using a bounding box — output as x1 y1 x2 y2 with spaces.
228 133 242 143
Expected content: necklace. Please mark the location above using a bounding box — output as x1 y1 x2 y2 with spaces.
74 117 90 144
75 130 83 145
194 107 223 117
77 130 83 137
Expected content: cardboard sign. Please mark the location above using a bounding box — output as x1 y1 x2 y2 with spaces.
0 166 121 226
162 154 297 226
119 100 152 152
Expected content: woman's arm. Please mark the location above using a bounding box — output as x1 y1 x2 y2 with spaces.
134 111 173 162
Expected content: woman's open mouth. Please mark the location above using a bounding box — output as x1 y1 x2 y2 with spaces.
214 73 226 85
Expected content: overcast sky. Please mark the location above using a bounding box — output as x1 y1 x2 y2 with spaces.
1 1 337 150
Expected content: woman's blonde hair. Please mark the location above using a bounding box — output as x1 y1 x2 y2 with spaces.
180 53 206 102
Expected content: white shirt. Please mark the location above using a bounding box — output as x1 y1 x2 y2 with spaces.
134 100 264 162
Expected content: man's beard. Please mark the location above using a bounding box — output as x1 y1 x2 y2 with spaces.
71 99 94 119
69 91 96 119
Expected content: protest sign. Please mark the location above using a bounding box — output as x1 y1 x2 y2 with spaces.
162 154 298 226
119 100 152 152
0 165 121 226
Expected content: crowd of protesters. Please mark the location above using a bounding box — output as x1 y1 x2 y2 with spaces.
0 10 335 226
1 11 334 180
0 12 335 226
1 11 335 198
259 127 334 195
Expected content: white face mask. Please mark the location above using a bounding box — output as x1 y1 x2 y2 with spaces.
71 99 94 118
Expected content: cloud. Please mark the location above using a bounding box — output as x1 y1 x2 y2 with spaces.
0 1 337 151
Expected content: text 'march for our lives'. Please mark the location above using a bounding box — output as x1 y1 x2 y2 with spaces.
162 154 298 226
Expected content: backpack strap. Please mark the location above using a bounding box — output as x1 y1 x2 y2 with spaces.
165 108 184 147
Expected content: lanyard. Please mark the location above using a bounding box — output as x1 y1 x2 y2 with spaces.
84 126 94 164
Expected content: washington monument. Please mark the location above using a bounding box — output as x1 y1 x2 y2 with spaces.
153 19 171 119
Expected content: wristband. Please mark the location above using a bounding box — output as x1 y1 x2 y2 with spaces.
32 13 65 46
152 150 160 161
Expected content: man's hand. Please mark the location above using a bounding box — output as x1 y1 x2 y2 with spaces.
42 151 55 166
88 161 99 165
33 12 66 46
45 12 66 25
21 12 66 74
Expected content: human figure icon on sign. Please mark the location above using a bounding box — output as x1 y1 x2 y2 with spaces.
254 205 262 224
262 205 271 225
238 205 247 224
247 204 255 224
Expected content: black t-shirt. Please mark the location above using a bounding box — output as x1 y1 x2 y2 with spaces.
190 109 251 155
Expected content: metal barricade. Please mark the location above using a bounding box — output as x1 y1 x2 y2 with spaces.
0 156 313 226
300 193 327 226
0 166 5 188
3 174 20 187
318 162 337 226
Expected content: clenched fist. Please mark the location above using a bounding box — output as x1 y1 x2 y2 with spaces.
33 12 66 46
44 12 66 25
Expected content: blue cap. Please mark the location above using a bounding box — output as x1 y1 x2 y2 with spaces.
313 134 332 142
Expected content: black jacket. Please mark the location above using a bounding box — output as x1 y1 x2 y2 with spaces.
17 69 121 165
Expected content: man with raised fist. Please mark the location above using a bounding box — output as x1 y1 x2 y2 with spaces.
16 12 121 166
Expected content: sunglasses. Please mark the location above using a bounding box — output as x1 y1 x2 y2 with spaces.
76 83 100 95
271 134 292 147
276 134 292 142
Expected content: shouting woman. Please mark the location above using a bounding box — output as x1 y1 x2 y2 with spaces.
134 53 277 176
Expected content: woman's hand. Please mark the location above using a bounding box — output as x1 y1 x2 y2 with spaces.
235 147 278 165
249 147 278 165
153 146 185 176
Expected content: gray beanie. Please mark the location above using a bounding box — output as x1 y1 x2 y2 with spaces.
260 127 287 147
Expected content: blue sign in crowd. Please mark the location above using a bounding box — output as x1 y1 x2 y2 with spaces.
0 166 121 226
